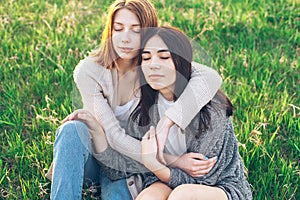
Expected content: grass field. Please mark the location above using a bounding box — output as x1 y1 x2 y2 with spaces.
0 0 299 199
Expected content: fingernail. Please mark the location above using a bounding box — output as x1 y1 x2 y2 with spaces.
203 155 208 160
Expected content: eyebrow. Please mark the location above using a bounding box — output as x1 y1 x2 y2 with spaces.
114 22 141 27
142 49 170 54
157 49 169 53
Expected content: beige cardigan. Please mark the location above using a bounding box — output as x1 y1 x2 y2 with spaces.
46 56 222 196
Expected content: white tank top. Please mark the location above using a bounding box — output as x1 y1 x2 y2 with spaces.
114 99 135 129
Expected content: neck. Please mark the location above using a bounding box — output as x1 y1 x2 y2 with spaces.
159 86 175 101
115 58 136 75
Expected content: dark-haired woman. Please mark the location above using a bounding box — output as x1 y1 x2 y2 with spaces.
130 26 252 200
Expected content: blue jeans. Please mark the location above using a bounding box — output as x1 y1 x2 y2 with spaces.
50 120 132 200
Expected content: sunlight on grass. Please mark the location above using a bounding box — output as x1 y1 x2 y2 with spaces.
1 0 299 199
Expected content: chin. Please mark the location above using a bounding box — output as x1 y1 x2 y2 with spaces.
149 84 162 91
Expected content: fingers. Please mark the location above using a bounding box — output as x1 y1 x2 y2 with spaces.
187 152 212 161
189 156 218 177
62 109 93 124
62 113 76 124
196 157 217 170
193 167 213 177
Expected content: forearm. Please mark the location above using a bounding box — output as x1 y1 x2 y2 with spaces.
145 160 198 188
84 92 142 162
91 133 108 153
165 62 221 129
145 161 171 184
94 145 149 180
85 94 143 162
74 67 143 163
164 153 180 167
153 166 171 183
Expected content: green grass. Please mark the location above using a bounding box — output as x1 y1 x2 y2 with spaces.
0 0 299 199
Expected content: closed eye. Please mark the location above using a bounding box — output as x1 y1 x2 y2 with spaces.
132 27 141 33
142 51 151 61
113 26 123 32
113 23 124 32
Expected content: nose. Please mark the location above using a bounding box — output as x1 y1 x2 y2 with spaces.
149 64 160 70
149 55 161 70
121 30 130 43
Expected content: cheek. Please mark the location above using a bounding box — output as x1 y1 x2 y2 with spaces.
141 67 149 78
111 34 118 48
165 66 176 84
133 35 141 47
168 70 176 84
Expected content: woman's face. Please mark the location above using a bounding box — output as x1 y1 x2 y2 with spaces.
112 8 141 61
141 35 176 97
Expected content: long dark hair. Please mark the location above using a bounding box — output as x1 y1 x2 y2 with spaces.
132 26 233 137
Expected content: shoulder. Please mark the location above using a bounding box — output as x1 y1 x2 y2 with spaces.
191 61 207 70
73 56 111 82
189 98 229 130
210 98 227 115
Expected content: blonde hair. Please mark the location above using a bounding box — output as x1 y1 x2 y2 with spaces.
93 0 158 68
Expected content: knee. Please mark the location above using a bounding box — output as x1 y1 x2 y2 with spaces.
137 190 166 200
137 192 157 200
168 185 192 200
55 120 90 147
56 120 88 138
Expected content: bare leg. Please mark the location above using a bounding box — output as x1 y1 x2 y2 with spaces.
168 184 228 200
136 182 172 200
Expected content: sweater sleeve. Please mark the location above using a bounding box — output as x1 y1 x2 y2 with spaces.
165 62 221 129
167 119 252 200
73 58 143 163
167 117 229 189
93 145 149 181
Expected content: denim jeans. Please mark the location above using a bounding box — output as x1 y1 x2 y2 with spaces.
50 120 132 200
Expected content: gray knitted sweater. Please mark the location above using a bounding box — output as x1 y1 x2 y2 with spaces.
94 98 253 200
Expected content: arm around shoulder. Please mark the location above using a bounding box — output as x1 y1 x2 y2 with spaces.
165 62 222 129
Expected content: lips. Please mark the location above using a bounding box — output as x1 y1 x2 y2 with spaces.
119 47 134 53
148 74 164 80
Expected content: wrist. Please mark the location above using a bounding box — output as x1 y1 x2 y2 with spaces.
152 164 171 183
91 133 108 153
144 159 164 172
164 153 180 167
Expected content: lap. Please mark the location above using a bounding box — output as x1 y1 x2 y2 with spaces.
168 184 228 200
136 182 172 200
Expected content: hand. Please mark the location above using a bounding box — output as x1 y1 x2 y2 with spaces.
62 109 101 135
62 109 108 153
61 109 107 153
172 152 217 177
141 126 163 171
155 116 174 165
